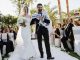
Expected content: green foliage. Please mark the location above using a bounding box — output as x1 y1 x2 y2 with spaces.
70 10 74 16
1 15 17 26
69 52 80 60
44 4 57 26
30 4 58 26
10 0 58 26
78 8 80 12
30 9 36 15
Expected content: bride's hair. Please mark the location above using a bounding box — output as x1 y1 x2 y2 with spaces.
20 6 28 16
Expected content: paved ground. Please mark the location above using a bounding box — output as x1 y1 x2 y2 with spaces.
0 40 78 60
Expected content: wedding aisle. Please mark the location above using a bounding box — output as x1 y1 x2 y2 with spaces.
2 40 78 60
32 40 78 60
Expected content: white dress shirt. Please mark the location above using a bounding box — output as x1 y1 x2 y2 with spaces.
2 33 7 42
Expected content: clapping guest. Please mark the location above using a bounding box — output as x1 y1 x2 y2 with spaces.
67 18 74 51
10 27 17 40
61 22 70 52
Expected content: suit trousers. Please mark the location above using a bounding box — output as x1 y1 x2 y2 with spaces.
36 26 52 58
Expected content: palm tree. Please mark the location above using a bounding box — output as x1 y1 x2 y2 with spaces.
57 0 62 23
61 12 67 19
66 0 70 18
70 10 74 16
25 0 33 6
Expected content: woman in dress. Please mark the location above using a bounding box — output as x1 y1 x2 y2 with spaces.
54 24 61 47
7 28 15 46
1 29 8 57
8 6 36 60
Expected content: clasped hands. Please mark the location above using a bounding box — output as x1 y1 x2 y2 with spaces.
37 16 44 21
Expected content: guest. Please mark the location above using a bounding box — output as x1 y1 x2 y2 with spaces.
2 28 14 58
6 28 14 55
55 24 61 47
67 18 74 51
75 19 80 26
60 24 65 50
10 28 17 47
1 29 9 57
10 27 17 40
61 21 70 52
7 29 15 46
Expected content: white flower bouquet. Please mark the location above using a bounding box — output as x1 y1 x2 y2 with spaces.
18 17 26 27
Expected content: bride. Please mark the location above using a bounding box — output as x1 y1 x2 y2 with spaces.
8 6 36 60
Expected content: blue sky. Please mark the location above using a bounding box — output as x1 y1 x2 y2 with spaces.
0 0 80 16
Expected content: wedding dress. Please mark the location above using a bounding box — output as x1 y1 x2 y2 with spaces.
8 16 36 60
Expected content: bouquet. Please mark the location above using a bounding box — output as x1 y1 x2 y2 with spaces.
18 17 26 27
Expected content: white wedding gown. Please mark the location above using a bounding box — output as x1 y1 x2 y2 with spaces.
8 16 36 60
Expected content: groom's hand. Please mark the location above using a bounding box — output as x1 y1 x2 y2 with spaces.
39 16 43 20
37 16 43 20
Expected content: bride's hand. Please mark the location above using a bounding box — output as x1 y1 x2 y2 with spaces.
21 24 26 27
23 24 26 27
20 22 26 27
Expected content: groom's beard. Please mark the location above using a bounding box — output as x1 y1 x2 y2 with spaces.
38 9 42 13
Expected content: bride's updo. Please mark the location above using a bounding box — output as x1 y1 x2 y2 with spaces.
20 6 28 16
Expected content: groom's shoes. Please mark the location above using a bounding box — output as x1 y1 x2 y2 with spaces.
40 55 44 58
47 57 55 60
40 53 44 58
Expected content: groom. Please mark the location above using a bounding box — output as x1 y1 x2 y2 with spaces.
30 3 54 59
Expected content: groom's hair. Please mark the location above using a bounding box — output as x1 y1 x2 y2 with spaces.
37 3 43 7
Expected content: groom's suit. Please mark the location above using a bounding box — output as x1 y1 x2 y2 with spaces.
30 11 52 58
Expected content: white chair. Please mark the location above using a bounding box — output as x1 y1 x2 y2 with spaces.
73 26 80 56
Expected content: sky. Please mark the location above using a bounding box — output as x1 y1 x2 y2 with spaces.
0 0 80 16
